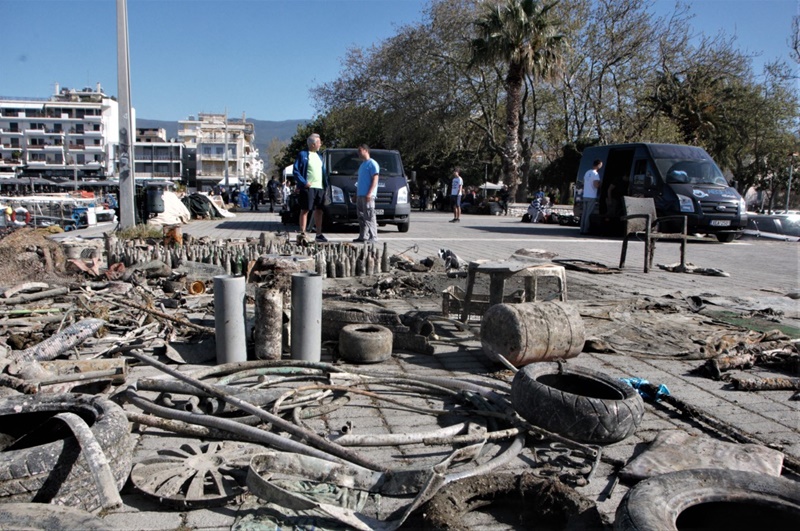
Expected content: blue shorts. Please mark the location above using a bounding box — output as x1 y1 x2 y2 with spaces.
451 195 462 208
299 187 325 211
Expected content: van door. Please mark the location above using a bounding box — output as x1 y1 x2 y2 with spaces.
600 148 635 218
630 158 658 196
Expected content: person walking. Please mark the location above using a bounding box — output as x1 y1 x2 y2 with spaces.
581 158 603 234
248 180 261 211
292 133 328 242
266 175 280 213
354 144 380 243
450 168 463 223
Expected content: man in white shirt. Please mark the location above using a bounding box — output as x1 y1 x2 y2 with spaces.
450 168 463 223
581 159 603 234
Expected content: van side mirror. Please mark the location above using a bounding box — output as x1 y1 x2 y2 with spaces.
409 171 417 183
645 173 656 188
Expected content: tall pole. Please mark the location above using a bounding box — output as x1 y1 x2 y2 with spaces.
116 0 136 228
786 153 796 213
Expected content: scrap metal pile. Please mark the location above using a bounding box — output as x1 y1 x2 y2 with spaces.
0 229 798 529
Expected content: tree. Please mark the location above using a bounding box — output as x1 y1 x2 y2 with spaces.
470 0 565 200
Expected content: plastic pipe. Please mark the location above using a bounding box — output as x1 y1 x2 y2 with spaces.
213 274 247 364
290 271 322 362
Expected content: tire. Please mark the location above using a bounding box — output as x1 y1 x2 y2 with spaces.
614 469 800 531
322 302 403 341
510 362 644 444
0 393 132 512
339 324 393 363
397 221 410 233
716 232 737 243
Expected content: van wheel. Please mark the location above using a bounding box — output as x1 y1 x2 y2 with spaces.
397 221 410 233
716 233 736 243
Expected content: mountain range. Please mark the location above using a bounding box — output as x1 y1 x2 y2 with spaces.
137 118 306 157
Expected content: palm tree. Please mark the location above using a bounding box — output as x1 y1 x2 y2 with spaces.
471 0 564 200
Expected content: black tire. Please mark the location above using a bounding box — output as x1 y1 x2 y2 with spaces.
339 324 393 363
716 232 737 243
397 221 410 233
322 302 402 341
510 362 644 444
0 393 132 512
614 469 800 531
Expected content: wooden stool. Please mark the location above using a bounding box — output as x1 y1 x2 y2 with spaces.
460 260 568 322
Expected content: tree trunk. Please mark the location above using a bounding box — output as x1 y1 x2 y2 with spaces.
503 65 524 200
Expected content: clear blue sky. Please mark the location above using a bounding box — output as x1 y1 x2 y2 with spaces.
1 0 796 122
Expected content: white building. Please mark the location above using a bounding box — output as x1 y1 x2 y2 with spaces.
0 83 120 180
178 113 263 190
134 127 183 182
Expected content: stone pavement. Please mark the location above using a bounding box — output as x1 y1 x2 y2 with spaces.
61 207 798 530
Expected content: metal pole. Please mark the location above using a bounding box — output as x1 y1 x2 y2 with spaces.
290 272 322 362
116 0 136 228
786 154 795 213
213 275 247 364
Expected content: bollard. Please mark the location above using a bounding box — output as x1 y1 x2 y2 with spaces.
213 275 247 364
290 272 322 362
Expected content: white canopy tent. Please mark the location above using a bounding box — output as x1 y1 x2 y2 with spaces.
479 182 504 190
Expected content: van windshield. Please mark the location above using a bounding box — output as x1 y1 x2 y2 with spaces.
328 151 403 177
660 160 728 186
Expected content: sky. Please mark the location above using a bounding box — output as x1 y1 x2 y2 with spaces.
1 0 796 122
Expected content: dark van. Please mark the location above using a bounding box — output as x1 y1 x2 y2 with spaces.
574 143 747 242
323 148 412 232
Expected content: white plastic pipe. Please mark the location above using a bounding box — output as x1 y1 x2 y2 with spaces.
213 275 247 364
290 272 322 362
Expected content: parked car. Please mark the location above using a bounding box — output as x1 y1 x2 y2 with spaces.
742 213 800 242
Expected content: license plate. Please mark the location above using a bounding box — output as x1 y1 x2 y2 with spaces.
710 219 731 227
375 209 384 215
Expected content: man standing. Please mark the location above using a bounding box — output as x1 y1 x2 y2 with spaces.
581 158 603 234
266 175 280 213
355 144 380 243
293 133 328 242
450 168 463 223
248 180 261 211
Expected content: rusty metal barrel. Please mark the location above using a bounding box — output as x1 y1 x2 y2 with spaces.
480 302 585 367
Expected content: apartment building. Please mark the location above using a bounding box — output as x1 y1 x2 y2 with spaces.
0 83 120 180
134 127 183 182
178 113 263 190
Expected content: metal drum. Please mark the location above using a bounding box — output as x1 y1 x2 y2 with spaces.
480 302 585 367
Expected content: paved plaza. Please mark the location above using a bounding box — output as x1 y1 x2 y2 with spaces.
60 207 798 530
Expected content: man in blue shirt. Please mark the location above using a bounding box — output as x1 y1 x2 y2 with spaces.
293 133 328 242
355 144 380 243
